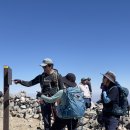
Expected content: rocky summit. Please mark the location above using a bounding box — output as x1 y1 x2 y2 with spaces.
0 91 130 130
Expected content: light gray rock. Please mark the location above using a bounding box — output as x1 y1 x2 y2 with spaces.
13 106 19 111
20 96 26 103
25 113 33 119
33 114 39 119
20 105 27 109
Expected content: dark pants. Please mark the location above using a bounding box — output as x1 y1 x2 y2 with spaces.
50 116 78 130
103 115 119 130
84 98 91 109
40 102 53 130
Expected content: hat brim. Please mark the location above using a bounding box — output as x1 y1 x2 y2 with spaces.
101 73 115 83
40 63 47 67
62 77 77 87
81 78 87 81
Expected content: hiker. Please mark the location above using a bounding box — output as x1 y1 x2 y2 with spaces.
14 58 63 130
39 73 82 130
100 71 120 130
79 77 91 109
86 77 92 96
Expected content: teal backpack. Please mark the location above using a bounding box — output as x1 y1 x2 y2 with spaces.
56 87 86 119
112 82 129 116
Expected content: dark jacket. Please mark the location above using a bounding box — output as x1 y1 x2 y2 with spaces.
20 70 63 96
101 84 119 116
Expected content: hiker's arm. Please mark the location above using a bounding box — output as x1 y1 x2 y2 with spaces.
87 81 92 93
41 90 63 103
14 75 41 87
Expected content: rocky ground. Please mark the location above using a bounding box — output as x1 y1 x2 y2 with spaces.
0 91 130 130
0 115 40 130
0 109 130 130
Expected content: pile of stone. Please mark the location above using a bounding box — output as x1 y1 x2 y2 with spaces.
9 91 42 119
0 91 130 130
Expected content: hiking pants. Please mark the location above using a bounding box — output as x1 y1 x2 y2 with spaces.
103 115 119 130
50 116 78 130
40 102 52 130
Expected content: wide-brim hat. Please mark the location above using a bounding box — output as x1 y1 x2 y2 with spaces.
101 71 116 83
40 58 53 67
62 73 77 87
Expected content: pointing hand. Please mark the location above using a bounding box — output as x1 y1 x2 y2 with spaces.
13 79 21 84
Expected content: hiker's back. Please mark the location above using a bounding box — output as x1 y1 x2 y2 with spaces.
107 82 129 116
56 87 86 119
114 83 129 116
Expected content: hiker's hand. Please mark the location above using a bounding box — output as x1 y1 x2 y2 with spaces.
13 79 21 84
100 83 107 91
37 99 44 104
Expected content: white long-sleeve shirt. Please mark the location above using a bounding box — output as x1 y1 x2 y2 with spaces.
78 83 91 98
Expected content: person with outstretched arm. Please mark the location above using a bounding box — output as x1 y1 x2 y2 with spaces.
14 58 63 130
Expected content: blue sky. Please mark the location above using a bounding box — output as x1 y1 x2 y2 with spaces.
0 0 130 101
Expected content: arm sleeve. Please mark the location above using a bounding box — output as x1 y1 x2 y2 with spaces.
20 75 41 87
41 90 63 103
88 82 92 93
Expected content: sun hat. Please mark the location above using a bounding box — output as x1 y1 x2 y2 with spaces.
62 73 77 87
40 58 53 67
101 71 116 83
81 77 87 82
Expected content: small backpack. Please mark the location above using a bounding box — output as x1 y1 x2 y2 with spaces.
112 82 129 116
56 87 86 119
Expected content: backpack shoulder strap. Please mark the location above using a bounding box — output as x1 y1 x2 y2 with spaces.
53 69 64 90
109 86 117 92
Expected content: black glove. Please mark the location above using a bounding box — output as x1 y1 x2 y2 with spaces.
36 92 42 98
13 79 21 84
